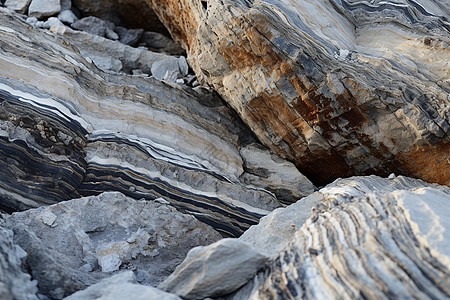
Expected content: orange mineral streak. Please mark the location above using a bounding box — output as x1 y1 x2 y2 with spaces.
398 142 450 186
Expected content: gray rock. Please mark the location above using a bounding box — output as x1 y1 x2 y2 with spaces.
88 56 123 73
60 0 70 11
64 271 181 300
28 0 60 18
140 31 185 55
2 192 222 298
178 56 189 76
105 27 118 40
4 0 31 14
116 27 144 46
57 10 77 24
240 143 316 204
158 238 268 299
42 16 63 29
25 16 38 26
151 57 180 81
0 226 38 300
71 16 114 37
229 175 450 299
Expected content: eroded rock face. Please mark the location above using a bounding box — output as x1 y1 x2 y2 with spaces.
160 175 450 299
2 192 222 299
230 176 450 299
0 8 315 236
65 271 181 300
0 225 38 300
145 0 450 186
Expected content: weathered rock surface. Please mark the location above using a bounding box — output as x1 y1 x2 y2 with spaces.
0 225 38 300
28 0 60 18
58 10 78 25
0 8 315 237
221 175 450 299
4 0 31 14
65 271 181 300
2 192 222 298
159 238 268 299
71 16 116 38
146 0 450 186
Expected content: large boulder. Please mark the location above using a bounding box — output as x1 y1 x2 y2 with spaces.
234 175 450 299
158 239 268 299
145 0 450 186
2 192 222 299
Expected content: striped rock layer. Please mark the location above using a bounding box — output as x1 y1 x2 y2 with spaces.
230 176 450 299
158 175 450 299
145 0 450 185
0 9 315 237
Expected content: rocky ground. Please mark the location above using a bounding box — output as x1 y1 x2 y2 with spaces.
0 0 448 299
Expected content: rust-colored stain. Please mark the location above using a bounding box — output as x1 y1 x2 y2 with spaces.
144 0 449 187
397 142 450 186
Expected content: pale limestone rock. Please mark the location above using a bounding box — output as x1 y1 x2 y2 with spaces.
58 10 78 24
4 0 31 14
158 238 268 299
64 271 181 300
178 56 189 76
0 226 38 300
71 16 115 37
151 57 181 81
2 192 222 298
28 0 60 18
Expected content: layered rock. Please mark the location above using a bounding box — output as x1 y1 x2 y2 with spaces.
158 175 450 299
145 0 450 185
1 192 222 298
0 8 315 236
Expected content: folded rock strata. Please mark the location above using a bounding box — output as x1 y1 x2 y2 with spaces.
146 0 450 185
0 8 315 237
190 175 449 299
1 192 222 298
159 175 450 299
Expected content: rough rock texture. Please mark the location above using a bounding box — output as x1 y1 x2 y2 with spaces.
158 238 268 299
2 192 222 298
0 8 315 237
145 0 450 186
65 271 181 300
28 0 60 18
4 0 32 14
0 225 38 300
221 175 450 299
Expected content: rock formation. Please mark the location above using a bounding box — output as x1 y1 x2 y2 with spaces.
0 0 449 299
1 192 221 298
159 175 450 299
146 0 450 185
0 8 315 237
